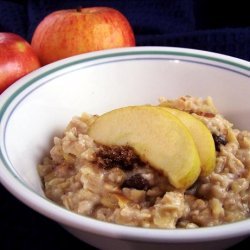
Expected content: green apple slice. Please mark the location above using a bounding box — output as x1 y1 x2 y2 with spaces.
159 107 216 176
88 106 201 189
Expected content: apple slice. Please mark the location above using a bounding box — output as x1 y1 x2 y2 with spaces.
159 107 216 176
88 106 201 189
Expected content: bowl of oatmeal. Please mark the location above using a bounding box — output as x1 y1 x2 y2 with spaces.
0 47 249 250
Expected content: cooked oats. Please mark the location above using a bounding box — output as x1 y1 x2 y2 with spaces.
38 96 250 228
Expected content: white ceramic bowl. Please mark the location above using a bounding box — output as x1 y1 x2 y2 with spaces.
0 47 249 250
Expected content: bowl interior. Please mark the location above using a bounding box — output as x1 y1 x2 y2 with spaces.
1 47 249 197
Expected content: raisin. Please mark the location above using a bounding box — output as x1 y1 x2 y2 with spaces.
212 134 227 151
122 174 150 190
195 111 215 118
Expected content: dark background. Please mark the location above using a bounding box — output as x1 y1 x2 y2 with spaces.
0 0 249 249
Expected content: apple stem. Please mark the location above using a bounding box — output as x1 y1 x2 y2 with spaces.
76 6 82 12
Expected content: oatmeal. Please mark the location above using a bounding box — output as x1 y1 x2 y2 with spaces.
38 96 250 228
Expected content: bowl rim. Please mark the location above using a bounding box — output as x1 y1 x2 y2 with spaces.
0 46 249 243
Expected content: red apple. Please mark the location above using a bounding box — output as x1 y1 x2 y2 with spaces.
31 7 135 65
0 33 41 94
